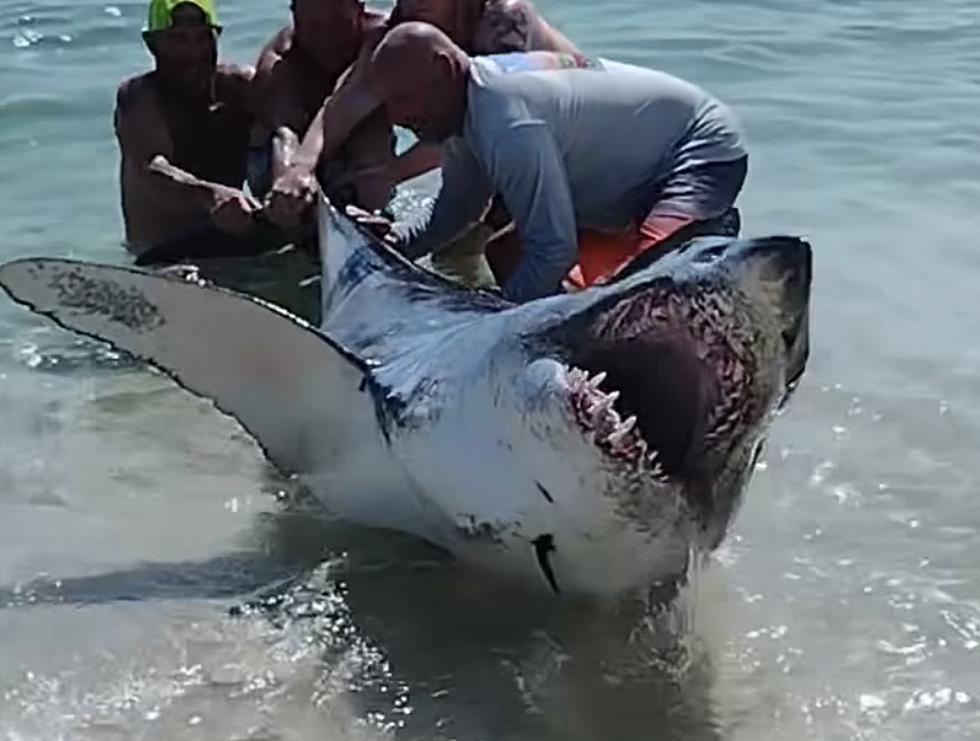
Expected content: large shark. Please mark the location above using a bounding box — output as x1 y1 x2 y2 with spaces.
0 198 811 598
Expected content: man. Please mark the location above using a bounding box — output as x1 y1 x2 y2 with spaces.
266 0 580 285
114 0 280 265
366 23 748 303
253 0 398 232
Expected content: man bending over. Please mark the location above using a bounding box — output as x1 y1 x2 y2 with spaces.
366 23 748 303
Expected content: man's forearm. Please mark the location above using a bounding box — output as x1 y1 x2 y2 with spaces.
270 125 306 181
319 74 383 167
273 88 357 181
500 238 577 303
393 142 443 184
286 106 326 175
145 155 221 211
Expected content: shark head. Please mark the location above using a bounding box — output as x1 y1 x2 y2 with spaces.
537 235 809 531
375 233 811 594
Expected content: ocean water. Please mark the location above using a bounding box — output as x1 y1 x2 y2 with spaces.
1 0 979 739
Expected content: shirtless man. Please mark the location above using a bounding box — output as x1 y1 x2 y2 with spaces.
253 0 398 232
114 0 281 265
367 24 748 302
266 0 580 270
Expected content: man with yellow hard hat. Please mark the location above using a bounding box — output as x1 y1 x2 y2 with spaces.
114 0 286 265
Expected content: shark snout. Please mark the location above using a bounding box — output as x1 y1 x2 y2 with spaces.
737 236 813 393
739 236 811 295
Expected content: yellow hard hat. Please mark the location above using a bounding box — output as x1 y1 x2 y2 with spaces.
145 0 220 33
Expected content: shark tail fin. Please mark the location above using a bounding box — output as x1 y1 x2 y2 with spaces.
0 258 380 474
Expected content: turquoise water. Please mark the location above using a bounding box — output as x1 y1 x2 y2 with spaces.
2 0 979 739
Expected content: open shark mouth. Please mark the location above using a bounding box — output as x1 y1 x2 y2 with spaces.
564 287 752 480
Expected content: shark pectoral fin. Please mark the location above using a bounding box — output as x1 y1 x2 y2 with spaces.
0 258 376 474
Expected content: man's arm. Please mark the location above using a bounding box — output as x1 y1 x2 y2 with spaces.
320 32 442 187
486 123 578 302
259 59 318 179
262 45 385 228
298 52 385 170
327 138 442 199
391 141 443 183
393 140 494 259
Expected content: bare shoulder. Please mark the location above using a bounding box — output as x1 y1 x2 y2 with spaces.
216 62 256 88
363 9 389 37
252 25 303 97
360 11 391 55
489 0 536 18
213 63 256 111
255 24 293 77
217 62 255 81
113 72 168 152
115 72 156 112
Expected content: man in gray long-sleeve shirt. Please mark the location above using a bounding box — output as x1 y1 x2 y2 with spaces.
369 22 748 302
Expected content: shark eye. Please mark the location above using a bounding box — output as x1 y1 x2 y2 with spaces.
693 242 728 264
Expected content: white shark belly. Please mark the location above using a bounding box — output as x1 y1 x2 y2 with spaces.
390 403 691 596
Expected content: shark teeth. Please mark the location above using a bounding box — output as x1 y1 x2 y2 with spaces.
567 364 667 477
647 450 666 479
588 390 619 418
587 371 607 390
563 285 755 482
607 415 636 448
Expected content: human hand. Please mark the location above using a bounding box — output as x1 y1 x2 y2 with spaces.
263 165 318 231
344 204 398 245
210 186 261 237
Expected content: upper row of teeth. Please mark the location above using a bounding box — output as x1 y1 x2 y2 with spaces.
567 368 663 474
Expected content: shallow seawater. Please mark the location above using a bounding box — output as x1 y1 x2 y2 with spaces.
1 0 979 739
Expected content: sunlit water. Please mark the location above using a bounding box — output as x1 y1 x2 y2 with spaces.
1 0 979 739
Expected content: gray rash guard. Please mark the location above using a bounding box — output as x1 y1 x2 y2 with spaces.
395 52 746 302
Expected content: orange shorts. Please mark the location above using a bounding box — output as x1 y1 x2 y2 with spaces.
566 213 696 289
565 156 748 289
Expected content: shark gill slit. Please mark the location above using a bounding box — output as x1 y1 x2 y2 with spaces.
532 534 560 594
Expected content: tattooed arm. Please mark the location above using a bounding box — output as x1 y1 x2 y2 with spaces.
472 0 580 55
472 0 533 53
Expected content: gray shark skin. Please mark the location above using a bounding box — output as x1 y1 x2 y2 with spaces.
0 196 811 598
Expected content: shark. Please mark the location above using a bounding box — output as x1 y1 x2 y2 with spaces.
0 197 811 598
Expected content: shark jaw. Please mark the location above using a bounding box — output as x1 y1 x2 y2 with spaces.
529 234 810 501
